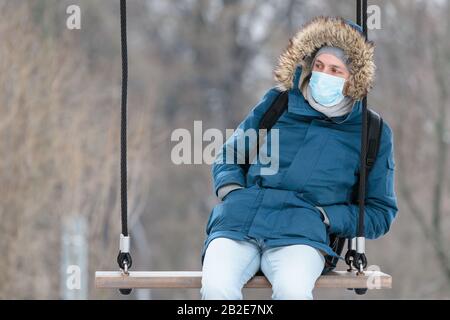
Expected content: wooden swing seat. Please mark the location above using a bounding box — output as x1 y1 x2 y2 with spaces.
95 270 391 289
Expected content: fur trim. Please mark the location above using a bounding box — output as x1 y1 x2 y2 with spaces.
274 16 375 100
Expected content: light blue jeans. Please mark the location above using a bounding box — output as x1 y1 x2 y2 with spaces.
201 237 325 300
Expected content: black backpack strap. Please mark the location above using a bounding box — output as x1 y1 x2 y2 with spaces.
348 108 383 203
242 90 289 173
259 90 289 130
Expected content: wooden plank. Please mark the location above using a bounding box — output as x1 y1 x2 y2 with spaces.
95 270 391 289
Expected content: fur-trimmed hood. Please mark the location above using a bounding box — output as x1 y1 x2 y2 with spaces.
274 16 375 100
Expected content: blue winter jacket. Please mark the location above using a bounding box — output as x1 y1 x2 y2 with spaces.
201 17 398 267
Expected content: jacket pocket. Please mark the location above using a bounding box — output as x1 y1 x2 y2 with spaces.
206 189 247 235
274 191 328 244
387 155 395 170
218 186 260 232
386 156 395 196
206 206 223 235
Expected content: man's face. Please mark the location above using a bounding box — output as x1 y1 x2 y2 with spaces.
312 53 350 80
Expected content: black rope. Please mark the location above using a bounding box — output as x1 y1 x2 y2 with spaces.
120 0 128 237
117 2 133 294
357 0 368 239
356 0 361 26
362 0 368 39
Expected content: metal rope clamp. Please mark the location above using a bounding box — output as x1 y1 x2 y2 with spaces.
117 234 132 275
117 234 133 295
354 237 368 275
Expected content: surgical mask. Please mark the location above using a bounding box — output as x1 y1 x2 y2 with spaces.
308 71 346 107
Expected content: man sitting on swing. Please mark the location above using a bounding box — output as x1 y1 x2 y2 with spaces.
200 16 398 300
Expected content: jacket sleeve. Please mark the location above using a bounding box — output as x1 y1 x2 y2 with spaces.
320 122 399 239
212 87 281 196
217 184 244 201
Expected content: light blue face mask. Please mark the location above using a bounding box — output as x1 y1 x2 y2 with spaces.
308 71 346 107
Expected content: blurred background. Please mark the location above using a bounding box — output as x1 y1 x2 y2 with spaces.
1 0 449 299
